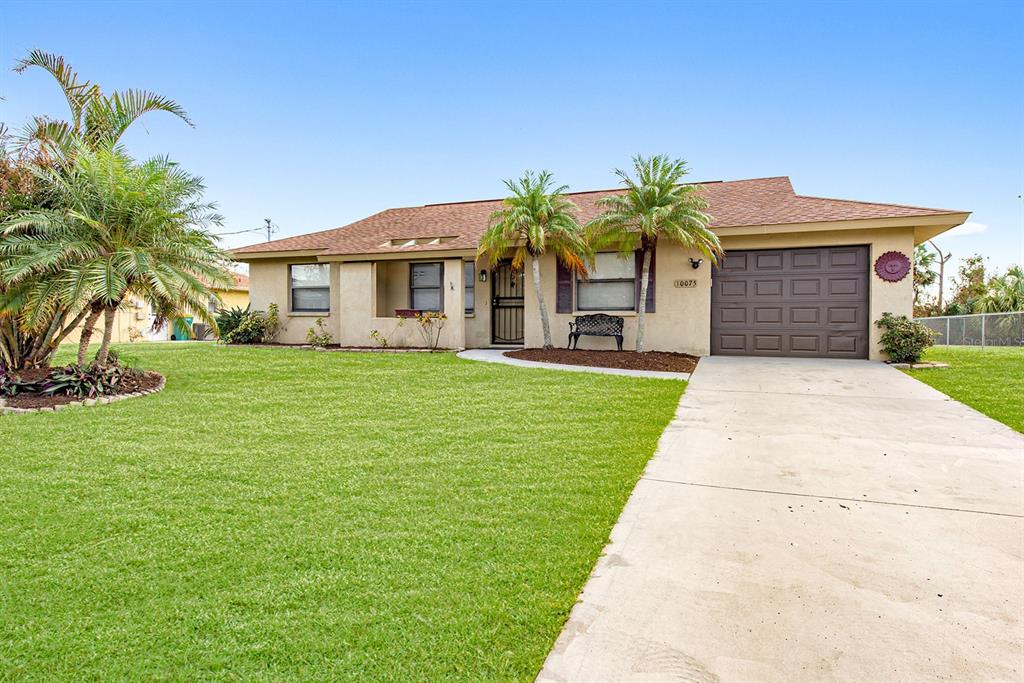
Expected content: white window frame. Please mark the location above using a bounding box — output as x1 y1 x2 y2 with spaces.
290 263 331 313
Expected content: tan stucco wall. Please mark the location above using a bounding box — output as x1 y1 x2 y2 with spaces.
524 227 915 360
337 258 466 349
465 256 491 349
249 257 342 344
524 245 713 355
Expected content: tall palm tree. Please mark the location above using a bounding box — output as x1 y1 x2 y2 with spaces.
588 155 721 352
14 50 192 155
0 145 232 365
0 50 194 368
479 171 589 349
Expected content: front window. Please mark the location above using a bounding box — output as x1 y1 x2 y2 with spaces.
465 261 475 314
577 253 636 311
410 262 443 311
290 263 330 312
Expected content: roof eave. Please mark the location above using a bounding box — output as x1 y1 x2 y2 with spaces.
713 212 971 238
231 248 327 261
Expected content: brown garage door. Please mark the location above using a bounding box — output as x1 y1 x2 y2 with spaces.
711 246 869 358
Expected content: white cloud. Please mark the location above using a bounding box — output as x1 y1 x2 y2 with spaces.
940 221 988 238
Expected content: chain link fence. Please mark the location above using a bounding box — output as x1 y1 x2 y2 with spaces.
916 312 1024 347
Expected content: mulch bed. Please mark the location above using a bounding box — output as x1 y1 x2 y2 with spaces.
506 348 699 373
4 371 164 409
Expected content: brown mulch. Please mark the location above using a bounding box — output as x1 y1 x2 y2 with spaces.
506 348 699 373
5 371 164 409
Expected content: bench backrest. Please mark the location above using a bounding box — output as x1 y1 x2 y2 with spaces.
574 314 624 335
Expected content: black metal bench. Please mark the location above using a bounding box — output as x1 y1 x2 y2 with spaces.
568 314 624 351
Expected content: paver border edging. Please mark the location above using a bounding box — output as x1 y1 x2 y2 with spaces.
456 349 690 381
0 373 166 416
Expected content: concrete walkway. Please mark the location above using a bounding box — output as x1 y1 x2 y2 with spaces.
456 349 689 380
539 356 1024 682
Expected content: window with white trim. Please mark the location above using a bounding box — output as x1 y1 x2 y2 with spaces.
290 264 330 312
410 262 443 311
577 253 636 311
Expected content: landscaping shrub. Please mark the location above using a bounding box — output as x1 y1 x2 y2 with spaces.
414 311 447 350
215 306 250 340
875 312 937 363
306 318 333 349
222 304 279 344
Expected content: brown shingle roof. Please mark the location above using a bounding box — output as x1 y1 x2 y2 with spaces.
233 176 963 257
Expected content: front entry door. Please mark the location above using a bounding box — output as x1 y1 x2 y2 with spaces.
491 262 525 344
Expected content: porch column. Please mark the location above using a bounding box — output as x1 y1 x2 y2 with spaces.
338 261 374 346
443 258 466 350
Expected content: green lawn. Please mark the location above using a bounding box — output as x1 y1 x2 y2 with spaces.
902 346 1024 433
0 344 683 681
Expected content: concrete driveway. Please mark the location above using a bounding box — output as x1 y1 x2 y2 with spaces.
539 356 1023 682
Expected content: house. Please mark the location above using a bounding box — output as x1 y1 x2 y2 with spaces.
62 272 250 344
231 177 968 360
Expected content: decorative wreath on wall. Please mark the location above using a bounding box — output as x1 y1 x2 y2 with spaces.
874 251 911 282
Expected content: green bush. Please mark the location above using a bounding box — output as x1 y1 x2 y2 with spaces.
875 312 937 363
222 304 279 345
305 318 333 349
215 305 250 340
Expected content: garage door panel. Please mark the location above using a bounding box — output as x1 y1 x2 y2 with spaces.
712 246 868 359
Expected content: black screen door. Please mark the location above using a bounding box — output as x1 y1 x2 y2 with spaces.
491 262 524 344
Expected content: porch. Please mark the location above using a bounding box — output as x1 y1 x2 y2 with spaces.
334 256 523 349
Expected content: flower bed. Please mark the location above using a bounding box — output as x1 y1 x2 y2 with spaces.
505 348 699 373
1 369 165 414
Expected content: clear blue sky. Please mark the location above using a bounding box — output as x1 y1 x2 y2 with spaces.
2 0 1022 273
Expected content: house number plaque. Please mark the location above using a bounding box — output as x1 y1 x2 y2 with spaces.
673 279 698 288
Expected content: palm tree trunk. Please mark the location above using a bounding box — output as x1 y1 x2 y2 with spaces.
636 247 652 352
77 305 103 366
45 306 92 363
929 240 948 312
530 254 553 349
95 304 117 365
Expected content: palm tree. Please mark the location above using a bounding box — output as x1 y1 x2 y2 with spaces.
976 266 1024 313
588 155 721 352
14 50 192 155
0 145 232 365
479 171 589 349
913 243 937 307
0 50 194 368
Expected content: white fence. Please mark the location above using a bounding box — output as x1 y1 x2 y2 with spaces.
916 312 1024 347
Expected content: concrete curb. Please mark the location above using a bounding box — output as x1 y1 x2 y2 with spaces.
0 374 166 416
456 349 690 381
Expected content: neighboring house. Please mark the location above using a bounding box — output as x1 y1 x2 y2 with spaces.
62 272 250 344
231 177 967 360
